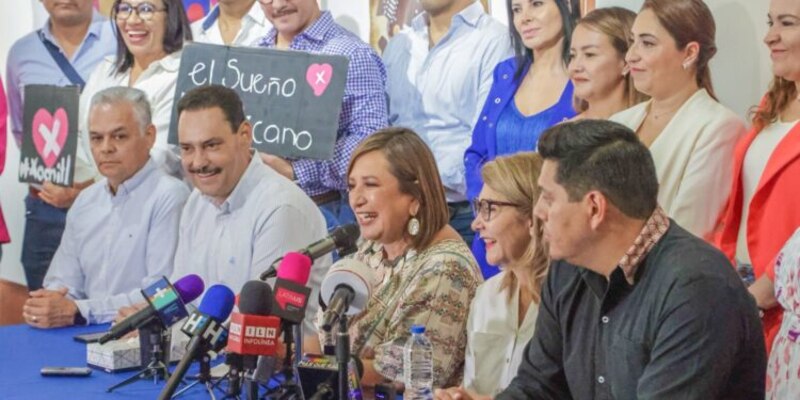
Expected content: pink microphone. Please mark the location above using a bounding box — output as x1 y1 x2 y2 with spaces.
276 252 313 285
273 252 313 324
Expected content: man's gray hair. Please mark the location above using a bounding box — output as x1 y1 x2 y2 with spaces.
89 86 153 133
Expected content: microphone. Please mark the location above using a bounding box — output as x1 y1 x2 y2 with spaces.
99 274 204 344
272 252 314 325
226 281 282 398
158 285 235 400
320 259 376 332
259 224 360 280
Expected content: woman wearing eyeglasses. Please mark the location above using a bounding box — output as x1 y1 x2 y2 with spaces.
78 0 192 178
438 152 547 399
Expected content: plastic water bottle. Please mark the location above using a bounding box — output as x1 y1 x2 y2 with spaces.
403 324 433 400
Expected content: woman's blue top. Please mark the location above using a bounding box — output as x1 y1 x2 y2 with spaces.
465 57 576 279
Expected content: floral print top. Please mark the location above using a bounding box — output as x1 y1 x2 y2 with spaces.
767 227 800 398
319 238 482 387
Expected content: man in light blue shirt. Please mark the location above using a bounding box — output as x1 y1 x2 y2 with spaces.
22 87 189 328
171 85 330 335
382 0 511 245
6 0 116 291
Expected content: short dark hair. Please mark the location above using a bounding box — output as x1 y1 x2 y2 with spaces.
176 85 245 133
506 0 580 80
537 120 658 219
111 0 192 74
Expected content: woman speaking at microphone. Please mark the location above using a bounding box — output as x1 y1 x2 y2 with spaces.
313 127 482 392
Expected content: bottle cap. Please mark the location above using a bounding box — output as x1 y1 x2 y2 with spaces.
410 324 425 334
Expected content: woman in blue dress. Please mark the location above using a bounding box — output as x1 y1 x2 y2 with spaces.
465 0 579 278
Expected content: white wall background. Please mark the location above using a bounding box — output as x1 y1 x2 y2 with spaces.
0 3 36 284
0 0 773 284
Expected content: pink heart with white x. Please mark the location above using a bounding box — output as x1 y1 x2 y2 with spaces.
31 108 69 168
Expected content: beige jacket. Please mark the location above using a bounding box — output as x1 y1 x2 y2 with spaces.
610 89 746 237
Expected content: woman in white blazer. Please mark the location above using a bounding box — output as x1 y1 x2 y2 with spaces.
610 0 745 238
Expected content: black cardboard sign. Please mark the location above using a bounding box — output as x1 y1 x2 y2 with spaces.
169 43 349 160
18 84 79 187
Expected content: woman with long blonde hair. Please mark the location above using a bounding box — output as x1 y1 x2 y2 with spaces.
441 152 548 398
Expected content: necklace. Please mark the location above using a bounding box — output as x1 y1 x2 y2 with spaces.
649 102 681 121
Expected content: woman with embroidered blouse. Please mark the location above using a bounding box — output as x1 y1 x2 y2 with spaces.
315 127 482 391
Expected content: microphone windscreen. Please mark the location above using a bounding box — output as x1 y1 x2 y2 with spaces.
320 258 376 315
238 281 273 316
332 224 360 249
198 284 236 322
277 252 313 285
173 274 205 303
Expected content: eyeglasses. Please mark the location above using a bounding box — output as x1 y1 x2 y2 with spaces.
472 198 520 222
115 2 166 21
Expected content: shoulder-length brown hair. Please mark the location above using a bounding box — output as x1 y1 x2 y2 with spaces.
573 7 648 113
641 0 718 100
347 127 449 251
481 152 549 305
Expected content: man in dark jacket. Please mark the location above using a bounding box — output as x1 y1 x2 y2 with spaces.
436 120 765 400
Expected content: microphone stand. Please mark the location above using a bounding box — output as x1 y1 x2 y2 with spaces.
309 315 358 400
218 354 244 400
106 320 171 392
336 315 350 400
171 348 215 399
260 321 303 400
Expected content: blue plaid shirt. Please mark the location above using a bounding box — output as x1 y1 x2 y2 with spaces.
258 11 388 197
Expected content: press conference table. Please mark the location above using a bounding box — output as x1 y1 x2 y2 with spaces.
0 323 218 399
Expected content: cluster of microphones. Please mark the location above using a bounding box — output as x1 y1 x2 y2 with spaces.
93 224 378 400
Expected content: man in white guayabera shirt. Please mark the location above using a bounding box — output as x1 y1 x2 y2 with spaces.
169 85 330 335
23 87 190 328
